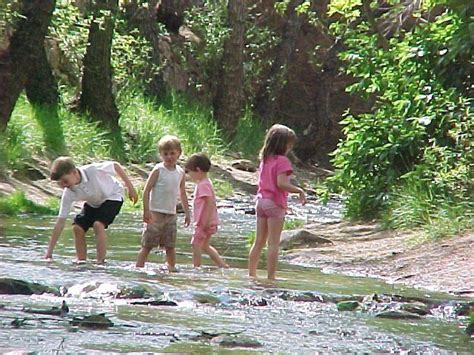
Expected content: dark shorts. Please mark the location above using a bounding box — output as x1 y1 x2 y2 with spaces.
73 200 123 232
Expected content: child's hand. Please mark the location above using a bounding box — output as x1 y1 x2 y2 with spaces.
143 211 153 224
128 187 138 204
184 212 191 227
298 189 306 205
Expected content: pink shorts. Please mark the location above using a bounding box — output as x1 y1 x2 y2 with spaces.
192 225 218 246
256 198 286 219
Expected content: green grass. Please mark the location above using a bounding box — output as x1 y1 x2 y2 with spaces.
0 191 57 216
231 107 265 158
382 181 473 241
118 90 226 163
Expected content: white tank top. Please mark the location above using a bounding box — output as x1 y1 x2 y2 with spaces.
149 163 184 214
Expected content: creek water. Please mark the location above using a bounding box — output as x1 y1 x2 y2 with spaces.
0 197 472 352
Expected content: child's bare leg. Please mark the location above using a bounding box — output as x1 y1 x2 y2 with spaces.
202 241 228 268
266 217 284 280
93 221 107 264
192 244 203 267
136 246 152 267
165 247 176 271
73 224 87 261
248 217 268 277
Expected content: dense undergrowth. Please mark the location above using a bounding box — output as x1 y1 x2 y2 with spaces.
322 0 473 239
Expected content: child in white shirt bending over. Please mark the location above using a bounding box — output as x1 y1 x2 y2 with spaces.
136 135 190 271
45 157 138 264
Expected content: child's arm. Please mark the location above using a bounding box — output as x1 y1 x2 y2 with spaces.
142 169 159 223
45 217 66 260
179 176 191 227
200 196 214 231
113 162 138 204
277 173 306 205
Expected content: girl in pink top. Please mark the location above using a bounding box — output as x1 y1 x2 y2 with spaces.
248 124 306 280
185 153 229 268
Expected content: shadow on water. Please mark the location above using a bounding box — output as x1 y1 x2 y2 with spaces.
0 198 472 352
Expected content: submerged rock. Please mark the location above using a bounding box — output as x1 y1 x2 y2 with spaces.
213 335 262 348
70 314 114 329
337 301 360 311
23 300 69 316
0 278 60 296
193 292 220 305
375 310 422 320
399 302 430 316
130 299 178 306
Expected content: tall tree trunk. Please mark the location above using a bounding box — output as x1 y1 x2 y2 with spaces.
0 0 55 131
79 0 120 131
212 0 246 139
253 0 304 125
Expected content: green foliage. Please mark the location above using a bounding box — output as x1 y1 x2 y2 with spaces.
231 108 266 158
119 90 225 162
0 191 56 216
183 2 228 100
323 2 473 237
112 18 154 92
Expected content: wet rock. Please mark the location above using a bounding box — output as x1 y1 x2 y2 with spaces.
0 278 60 296
231 159 257 172
117 285 152 299
375 310 422 320
23 300 69 316
11 318 28 328
239 297 268 307
337 301 360 311
213 335 262 348
130 299 178 306
272 290 325 303
280 230 333 250
453 302 474 316
70 314 114 329
399 302 430 316
193 292 220 305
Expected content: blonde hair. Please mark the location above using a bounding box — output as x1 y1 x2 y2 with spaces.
158 135 182 153
260 124 296 160
50 156 76 180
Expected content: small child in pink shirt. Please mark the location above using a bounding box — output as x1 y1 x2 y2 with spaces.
185 153 228 268
248 124 306 280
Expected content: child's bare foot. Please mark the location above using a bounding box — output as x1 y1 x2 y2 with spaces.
73 259 87 265
96 259 107 266
168 266 178 273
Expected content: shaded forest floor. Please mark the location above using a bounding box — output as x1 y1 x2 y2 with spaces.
0 157 472 297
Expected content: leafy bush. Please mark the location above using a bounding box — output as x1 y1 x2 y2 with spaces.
323 2 473 236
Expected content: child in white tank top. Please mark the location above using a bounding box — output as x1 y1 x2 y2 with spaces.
136 135 190 271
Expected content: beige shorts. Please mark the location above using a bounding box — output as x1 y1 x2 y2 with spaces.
141 212 177 249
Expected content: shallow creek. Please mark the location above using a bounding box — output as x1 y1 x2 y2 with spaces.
0 197 472 352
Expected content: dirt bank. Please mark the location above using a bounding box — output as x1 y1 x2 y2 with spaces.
280 221 474 296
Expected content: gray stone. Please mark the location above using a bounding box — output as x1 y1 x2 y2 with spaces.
214 335 262 348
280 229 333 250
231 159 257 172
